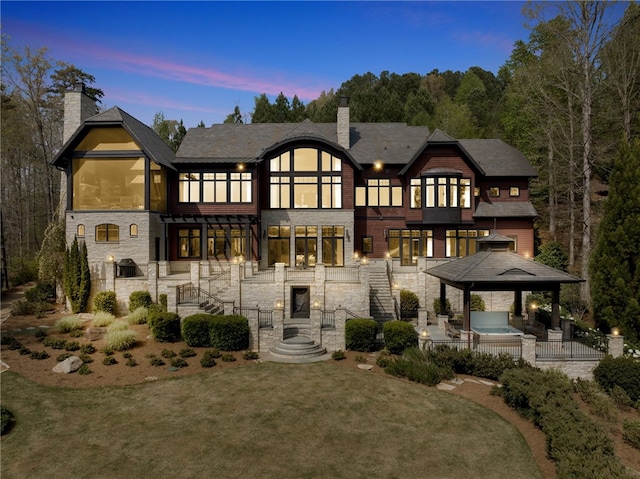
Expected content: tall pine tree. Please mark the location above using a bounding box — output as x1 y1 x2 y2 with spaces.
63 237 91 313
589 139 640 342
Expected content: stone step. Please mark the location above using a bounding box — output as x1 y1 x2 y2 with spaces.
270 336 327 359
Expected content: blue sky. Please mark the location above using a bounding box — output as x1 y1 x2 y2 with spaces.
3 1 532 128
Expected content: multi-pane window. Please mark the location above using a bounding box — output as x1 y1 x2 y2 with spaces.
421 176 471 208
179 173 200 202
269 148 342 209
295 226 317 267
206 228 247 259
362 236 373 254
410 179 421 208
322 226 344 266
178 228 200 258
355 179 402 207
510 186 520 197
179 172 252 203
96 224 119 242
446 229 489 258
388 229 433 265
489 187 500 197
267 226 291 266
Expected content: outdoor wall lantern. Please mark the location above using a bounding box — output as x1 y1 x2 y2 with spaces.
312 299 321 310
419 328 431 349
360 256 368 265
106 255 115 263
373 160 383 171
275 300 283 310
611 327 620 336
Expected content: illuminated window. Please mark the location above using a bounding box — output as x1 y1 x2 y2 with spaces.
446 229 489 258
489 187 500 197
96 224 119 242
510 187 520 197
267 226 290 266
178 173 200 202
362 236 373 254
178 228 200 258
203 173 228 202
129 224 138 236
355 179 402 207
230 173 252 203
295 226 317 267
410 179 421 208
73 158 145 210
388 229 433 265
269 148 342 209
77 224 85 237
322 226 344 266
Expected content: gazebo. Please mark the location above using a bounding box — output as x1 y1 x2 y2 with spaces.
426 233 583 337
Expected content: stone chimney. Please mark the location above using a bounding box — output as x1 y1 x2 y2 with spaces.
58 83 97 218
63 82 97 143
337 96 350 149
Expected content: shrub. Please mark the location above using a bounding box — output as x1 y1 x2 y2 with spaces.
593 356 640 403
221 353 236 362
125 357 137 367
355 354 366 363
10 300 34 316
42 337 66 349
92 311 115 327
149 356 165 367
54 315 82 333
148 311 181 342
77 364 92 375
107 320 129 332
375 349 393 368
126 307 148 325
574 379 618 424
1 405 15 435
171 357 188 368
179 348 197 358
64 341 80 352
161 349 176 358
34 329 47 341
499 367 629 478
400 289 419 320
129 291 152 312
80 343 96 354
181 313 215 347
104 329 137 351
18 347 31 355
25 282 54 303
433 298 453 317
79 354 93 363
30 350 50 360
242 350 259 360
93 291 117 315
159 294 168 312
385 347 454 386
200 350 217 368
56 352 72 362
470 294 486 311
209 315 249 351
383 320 417 354
331 350 346 361
345 318 378 352
623 420 640 450
102 356 117 365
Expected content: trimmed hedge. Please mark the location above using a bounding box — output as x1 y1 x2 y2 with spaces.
209 315 249 351
93 291 117 315
182 313 216 347
424 344 524 381
593 355 640 403
383 320 417 354
400 289 419 320
345 318 378 352
148 311 181 342
129 291 152 312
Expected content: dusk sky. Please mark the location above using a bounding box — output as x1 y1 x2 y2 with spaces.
3 1 533 128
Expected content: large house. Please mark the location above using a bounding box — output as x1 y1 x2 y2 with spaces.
52 84 538 356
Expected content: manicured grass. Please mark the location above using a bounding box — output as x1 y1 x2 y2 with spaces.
1 363 542 479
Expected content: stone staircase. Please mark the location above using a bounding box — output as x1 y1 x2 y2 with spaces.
269 322 327 361
368 266 397 323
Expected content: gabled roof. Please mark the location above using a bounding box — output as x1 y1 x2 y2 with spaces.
459 139 537 177
51 107 176 170
175 121 430 170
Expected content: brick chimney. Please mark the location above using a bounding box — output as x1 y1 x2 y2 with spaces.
337 96 350 149
63 82 97 143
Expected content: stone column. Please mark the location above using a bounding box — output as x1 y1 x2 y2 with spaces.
190 261 200 286
273 306 284 344
310 307 321 344
547 328 563 342
521 334 537 367
148 261 158 301
335 308 347 351
607 333 624 358
437 314 449 334
417 309 428 329
460 330 473 350
248 314 259 351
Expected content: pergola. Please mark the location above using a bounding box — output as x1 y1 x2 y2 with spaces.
426 233 583 333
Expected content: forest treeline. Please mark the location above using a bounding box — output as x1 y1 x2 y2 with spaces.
1 2 639 338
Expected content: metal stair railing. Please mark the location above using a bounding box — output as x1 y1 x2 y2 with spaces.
177 282 223 313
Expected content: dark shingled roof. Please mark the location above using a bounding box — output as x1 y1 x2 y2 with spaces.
474 202 538 218
426 251 583 286
175 121 429 168
51 107 176 170
459 139 538 177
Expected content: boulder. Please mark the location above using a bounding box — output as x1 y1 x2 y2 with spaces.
52 356 83 374
84 327 107 341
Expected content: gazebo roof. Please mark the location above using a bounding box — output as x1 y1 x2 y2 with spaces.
426 251 583 291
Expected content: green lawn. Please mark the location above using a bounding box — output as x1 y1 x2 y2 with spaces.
1 362 542 479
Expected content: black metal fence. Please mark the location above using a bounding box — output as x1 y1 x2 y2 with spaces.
321 310 335 329
536 339 607 359
426 338 522 360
